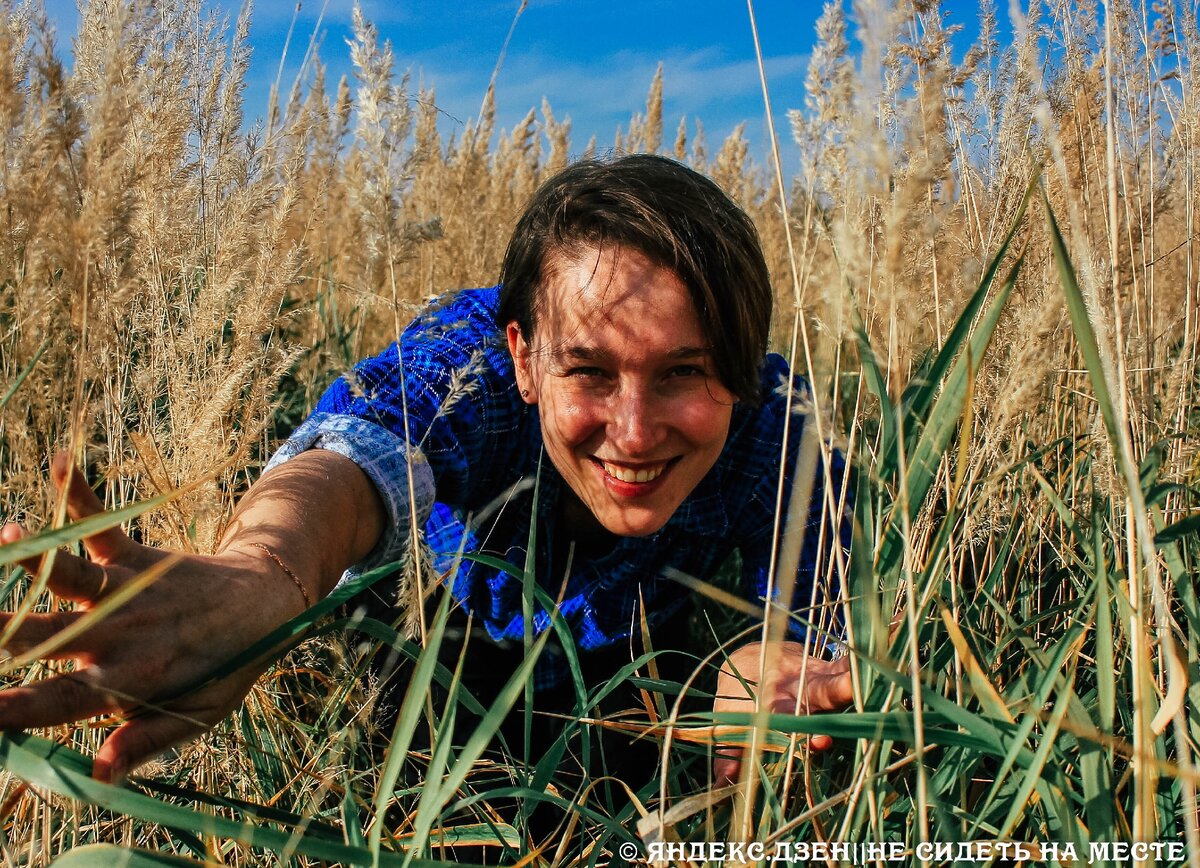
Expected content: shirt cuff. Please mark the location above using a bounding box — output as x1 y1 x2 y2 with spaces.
264 412 436 581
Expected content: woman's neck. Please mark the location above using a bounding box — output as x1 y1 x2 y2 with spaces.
558 489 618 555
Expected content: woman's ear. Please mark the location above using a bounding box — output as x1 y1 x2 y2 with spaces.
506 322 537 404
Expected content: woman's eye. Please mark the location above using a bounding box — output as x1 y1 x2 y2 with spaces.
567 367 605 378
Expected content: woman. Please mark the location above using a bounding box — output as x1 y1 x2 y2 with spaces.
0 154 852 787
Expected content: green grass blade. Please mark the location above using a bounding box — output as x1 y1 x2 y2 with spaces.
49 845 211 867
875 257 1021 579
0 732 473 866
527 584 589 797
460 551 525 582
239 705 287 798
848 466 887 682
852 317 898 477
368 589 455 866
1155 513 1200 545
855 652 1025 762
0 337 49 412
994 665 1079 842
705 709 1013 756
1029 466 1085 542
1092 503 1117 738
137 777 345 839
424 823 521 848
521 459 543 791
449 786 635 843
967 620 1087 837
342 615 486 717
1043 195 1125 461
343 771 366 849
168 561 402 698
0 487 209 567
405 637 471 863
401 628 553 863
0 565 27 607
1082 515 1117 840
897 170 1038 439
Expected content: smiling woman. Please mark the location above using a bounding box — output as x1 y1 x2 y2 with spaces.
0 154 851 799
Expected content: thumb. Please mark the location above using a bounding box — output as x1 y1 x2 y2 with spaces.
0 523 40 576
93 714 203 784
796 659 854 714
51 452 129 562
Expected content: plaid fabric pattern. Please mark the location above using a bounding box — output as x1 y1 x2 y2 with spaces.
268 287 849 689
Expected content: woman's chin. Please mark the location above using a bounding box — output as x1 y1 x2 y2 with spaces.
590 501 678 538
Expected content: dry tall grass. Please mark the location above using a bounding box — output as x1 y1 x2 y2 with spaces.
0 0 1198 863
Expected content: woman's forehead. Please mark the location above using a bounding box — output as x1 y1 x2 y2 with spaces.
538 245 693 319
540 242 691 309
530 247 710 359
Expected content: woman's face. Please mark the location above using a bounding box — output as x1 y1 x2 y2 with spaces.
507 244 736 538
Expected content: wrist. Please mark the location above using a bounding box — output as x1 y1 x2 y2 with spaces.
220 542 317 616
248 542 313 609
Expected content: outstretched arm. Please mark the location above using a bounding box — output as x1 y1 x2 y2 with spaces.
0 449 385 782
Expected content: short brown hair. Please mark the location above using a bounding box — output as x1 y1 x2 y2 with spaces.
496 154 772 404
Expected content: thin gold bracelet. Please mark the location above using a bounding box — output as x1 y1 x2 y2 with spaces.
249 542 313 610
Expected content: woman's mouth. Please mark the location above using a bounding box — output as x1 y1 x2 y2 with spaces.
599 460 668 483
588 457 680 494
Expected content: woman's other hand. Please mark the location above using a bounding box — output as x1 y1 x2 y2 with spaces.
712 639 852 786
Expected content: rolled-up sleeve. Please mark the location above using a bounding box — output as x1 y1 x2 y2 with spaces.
263 287 522 587
264 411 436 577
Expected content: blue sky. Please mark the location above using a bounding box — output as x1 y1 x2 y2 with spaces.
42 0 994 163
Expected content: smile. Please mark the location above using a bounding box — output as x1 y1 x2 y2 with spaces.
602 461 666 483
593 458 672 484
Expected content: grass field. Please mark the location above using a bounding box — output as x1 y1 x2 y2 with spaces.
1 0 1199 864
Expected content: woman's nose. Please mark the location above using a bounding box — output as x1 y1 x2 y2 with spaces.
609 388 663 455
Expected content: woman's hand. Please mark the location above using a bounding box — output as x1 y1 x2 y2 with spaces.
712 640 853 786
0 450 384 783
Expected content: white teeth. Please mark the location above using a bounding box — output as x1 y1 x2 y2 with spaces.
601 461 666 483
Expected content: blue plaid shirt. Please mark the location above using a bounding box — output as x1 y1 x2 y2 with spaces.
268 287 849 689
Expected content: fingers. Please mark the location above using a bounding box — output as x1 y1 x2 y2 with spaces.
4 452 127 601
51 454 130 563
809 733 834 751
0 523 32 570
94 713 206 784
0 523 21 546
727 652 854 715
0 611 87 657
712 736 833 787
41 553 109 604
798 663 854 714
0 670 119 729
0 523 110 603
713 748 741 786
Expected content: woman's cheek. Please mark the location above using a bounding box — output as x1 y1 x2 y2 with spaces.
671 397 731 445
547 394 604 445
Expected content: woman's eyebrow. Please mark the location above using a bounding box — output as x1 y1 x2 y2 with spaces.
551 345 713 363
557 345 608 361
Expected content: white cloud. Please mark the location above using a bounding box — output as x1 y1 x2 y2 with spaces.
404 44 810 155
